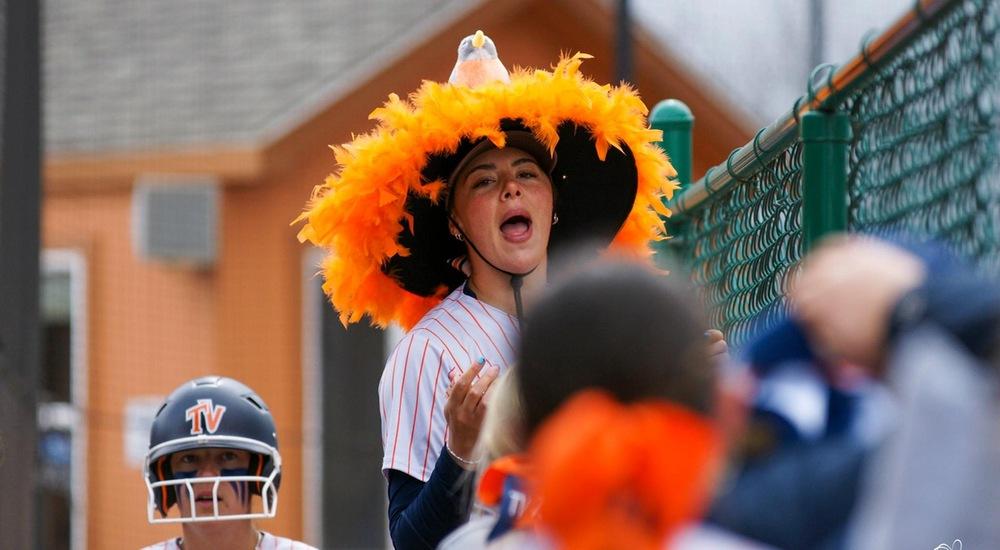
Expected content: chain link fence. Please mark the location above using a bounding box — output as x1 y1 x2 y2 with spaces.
664 0 1000 346
845 0 1000 269
666 144 805 346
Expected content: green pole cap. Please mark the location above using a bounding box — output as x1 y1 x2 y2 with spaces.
650 99 693 129
800 110 852 142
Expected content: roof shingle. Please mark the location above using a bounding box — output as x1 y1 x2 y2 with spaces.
44 0 477 153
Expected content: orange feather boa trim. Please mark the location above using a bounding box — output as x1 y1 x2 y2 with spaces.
295 53 678 329
529 391 721 550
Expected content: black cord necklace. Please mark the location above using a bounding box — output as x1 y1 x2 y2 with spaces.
449 216 536 329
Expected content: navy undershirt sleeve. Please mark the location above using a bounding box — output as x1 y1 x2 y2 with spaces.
386 445 472 549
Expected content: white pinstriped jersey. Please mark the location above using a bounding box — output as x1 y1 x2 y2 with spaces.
140 531 317 549
380 283 519 481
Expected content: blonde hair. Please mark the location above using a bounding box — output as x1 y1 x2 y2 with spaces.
475 367 527 471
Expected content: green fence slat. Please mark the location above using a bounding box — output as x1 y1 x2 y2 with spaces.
801 111 852 251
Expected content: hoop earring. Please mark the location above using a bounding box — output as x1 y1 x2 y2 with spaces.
552 213 559 225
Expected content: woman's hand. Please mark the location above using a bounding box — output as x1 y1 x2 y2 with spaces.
444 358 500 467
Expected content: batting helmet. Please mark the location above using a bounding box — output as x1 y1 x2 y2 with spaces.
143 375 282 523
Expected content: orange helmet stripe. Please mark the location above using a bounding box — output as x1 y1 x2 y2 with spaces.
156 457 169 516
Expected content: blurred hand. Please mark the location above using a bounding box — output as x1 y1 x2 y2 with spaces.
715 362 755 453
790 236 926 373
444 358 499 466
706 329 730 364
705 329 754 453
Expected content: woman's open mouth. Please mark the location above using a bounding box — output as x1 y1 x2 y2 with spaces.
500 212 532 243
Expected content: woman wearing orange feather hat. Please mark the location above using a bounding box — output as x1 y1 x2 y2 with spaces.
296 30 676 548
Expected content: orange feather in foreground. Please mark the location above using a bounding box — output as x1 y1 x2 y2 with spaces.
529 391 722 550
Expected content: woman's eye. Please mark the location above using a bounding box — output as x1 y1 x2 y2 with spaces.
518 170 539 179
472 176 495 188
221 452 238 462
178 454 197 465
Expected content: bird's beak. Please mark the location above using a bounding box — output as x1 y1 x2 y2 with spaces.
472 30 486 49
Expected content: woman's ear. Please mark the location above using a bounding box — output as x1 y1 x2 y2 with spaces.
448 218 464 241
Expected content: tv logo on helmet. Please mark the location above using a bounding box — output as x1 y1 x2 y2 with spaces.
185 399 227 435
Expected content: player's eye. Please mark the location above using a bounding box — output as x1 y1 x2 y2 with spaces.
176 453 199 467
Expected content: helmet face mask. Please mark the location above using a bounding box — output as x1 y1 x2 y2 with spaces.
144 437 281 523
143 377 282 523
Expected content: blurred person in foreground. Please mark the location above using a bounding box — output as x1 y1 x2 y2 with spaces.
794 236 1000 549
711 235 1000 549
439 261 768 550
141 376 316 550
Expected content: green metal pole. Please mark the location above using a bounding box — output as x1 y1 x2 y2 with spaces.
649 99 693 267
650 99 693 188
800 110 851 251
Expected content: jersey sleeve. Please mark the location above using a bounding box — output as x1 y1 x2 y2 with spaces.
379 328 463 482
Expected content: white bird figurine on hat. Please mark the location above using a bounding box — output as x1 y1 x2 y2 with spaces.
448 30 511 88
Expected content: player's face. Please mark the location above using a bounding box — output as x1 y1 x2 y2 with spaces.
170 448 252 518
450 147 554 275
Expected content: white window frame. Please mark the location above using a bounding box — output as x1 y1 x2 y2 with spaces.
42 248 88 550
301 247 324 546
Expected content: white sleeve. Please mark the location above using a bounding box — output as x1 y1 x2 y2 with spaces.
378 329 462 481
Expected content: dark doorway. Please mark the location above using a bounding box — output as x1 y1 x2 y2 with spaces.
317 286 389 548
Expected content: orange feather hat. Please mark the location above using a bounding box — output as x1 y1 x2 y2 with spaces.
296 38 677 330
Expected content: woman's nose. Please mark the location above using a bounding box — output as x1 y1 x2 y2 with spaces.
501 178 522 200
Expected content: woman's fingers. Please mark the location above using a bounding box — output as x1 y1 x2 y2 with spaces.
445 358 486 415
445 358 497 460
453 357 485 390
463 364 499 411
447 358 484 399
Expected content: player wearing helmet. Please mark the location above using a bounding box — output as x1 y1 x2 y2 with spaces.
140 376 316 550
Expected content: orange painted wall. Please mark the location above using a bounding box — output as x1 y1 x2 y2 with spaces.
43 188 218 547
213 173 314 542
42 181 311 548
40 100 359 550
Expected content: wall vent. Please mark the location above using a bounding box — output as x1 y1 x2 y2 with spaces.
132 175 219 267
